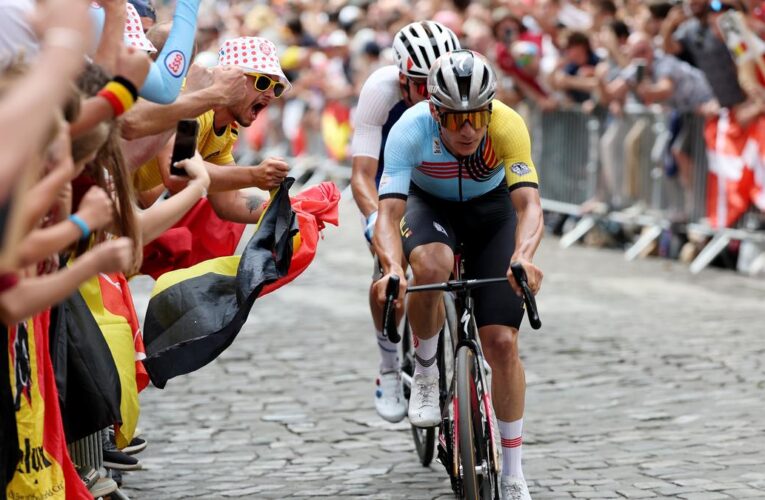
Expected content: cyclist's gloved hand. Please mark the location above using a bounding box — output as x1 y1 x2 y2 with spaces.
364 210 378 243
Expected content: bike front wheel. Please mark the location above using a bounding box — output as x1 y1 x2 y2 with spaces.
455 346 496 499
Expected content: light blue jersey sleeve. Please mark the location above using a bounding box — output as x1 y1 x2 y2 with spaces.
378 103 429 200
89 0 200 104
139 0 200 104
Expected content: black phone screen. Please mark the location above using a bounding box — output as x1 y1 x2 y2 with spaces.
170 119 199 176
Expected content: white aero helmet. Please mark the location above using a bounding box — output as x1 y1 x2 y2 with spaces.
392 21 461 78
428 50 497 110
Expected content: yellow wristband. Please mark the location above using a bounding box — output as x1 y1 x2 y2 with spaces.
103 81 135 113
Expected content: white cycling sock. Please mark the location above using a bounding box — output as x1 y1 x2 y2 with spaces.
413 334 438 376
498 418 523 479
376 329 399 373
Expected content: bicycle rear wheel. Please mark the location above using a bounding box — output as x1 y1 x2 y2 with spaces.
456 346 497 499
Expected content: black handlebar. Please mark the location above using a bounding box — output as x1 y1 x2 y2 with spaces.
380 263 541 344
510 262 542 330
382 275 400 343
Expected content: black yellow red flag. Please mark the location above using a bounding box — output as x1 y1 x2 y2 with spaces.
142 179 333 388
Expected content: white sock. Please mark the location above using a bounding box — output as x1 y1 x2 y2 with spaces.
376 330 399 373
413 334 438 376
498 418 524 479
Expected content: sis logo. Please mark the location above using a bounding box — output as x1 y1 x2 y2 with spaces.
165 50 186 78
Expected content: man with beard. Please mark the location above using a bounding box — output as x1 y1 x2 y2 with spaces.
124 36 291 222
188 37 291 222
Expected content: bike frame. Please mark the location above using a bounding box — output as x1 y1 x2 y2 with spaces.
446 259 500 480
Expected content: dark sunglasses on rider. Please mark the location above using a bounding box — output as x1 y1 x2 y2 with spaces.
437 107 492 131
247 73 287 98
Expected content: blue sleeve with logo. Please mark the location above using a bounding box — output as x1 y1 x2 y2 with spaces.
139 0 200 104
378 104 427 200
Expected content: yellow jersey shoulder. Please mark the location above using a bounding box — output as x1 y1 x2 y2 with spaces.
487 99 539 191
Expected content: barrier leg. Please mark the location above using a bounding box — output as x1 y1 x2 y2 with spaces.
624 225 663 261
747 251 765 276
560 217 596 248
689 233 732 274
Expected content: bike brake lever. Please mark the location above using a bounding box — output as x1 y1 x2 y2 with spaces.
510 262 541 330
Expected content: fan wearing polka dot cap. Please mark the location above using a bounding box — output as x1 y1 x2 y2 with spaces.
123 36 294 227
215 37 292 127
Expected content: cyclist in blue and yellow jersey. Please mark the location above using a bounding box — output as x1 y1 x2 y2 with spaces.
350 21 460 424
373 50 544 500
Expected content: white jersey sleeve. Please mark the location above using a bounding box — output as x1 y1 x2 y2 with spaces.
351 65 403 160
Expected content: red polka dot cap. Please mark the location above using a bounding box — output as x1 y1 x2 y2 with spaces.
218 37 291 90
124 2 156 53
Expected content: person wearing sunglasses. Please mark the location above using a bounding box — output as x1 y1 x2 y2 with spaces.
373 50 543 500
350 21 460 425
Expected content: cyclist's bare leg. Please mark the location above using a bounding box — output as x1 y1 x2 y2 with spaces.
405 242 452 426
406 242 453 341
480 324 527 481
479 325 525 420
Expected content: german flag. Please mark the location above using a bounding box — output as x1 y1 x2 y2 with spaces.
6 312 91 499
142 180 339 388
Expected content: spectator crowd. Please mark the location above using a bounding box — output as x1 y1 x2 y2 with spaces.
1 0 765 498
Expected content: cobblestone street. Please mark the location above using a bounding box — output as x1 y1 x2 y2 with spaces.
125 196 765 499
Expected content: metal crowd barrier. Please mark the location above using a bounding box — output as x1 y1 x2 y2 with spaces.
68 431 130 499
524 102 765 275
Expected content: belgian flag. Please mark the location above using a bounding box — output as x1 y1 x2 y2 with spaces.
142 179 339 388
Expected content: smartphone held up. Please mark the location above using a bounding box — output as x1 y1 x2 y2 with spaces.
170 119 199 177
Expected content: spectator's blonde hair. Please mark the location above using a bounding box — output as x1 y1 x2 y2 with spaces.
75 63 143 274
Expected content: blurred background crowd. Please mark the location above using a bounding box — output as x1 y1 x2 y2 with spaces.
173 0 765 271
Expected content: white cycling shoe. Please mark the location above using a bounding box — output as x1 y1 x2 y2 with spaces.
374 370 407 423
407 373 440 427
501 476 532 500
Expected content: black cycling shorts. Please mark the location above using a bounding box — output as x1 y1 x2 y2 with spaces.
401 184 524 329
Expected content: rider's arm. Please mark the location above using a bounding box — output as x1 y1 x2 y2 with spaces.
350 67 401 219
510 187 544 264
374 109 422 276
493 101 544 294
352 156 380 221
499 107 542 262
375 198 407 276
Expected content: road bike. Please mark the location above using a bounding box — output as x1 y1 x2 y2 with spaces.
383 259 541 499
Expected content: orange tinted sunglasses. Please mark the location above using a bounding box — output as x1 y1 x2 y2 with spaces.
437 108 492 131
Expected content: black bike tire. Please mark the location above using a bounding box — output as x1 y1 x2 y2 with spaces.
456 346 479 499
